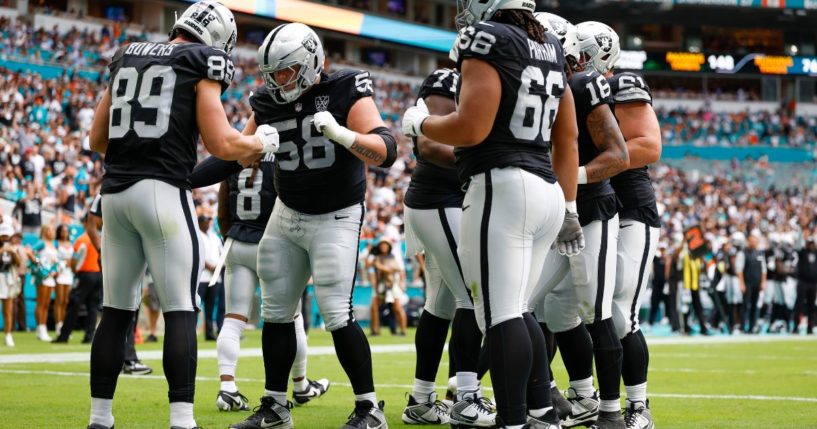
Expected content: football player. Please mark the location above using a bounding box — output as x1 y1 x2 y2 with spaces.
402 68 495 426
403 1 583 427
576 21 663 429
537 14 629 428
188 155 330 412
228 23 397 429
86 2 278 429
530 13 631 429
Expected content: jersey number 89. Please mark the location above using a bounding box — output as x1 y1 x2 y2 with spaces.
109 65 176 139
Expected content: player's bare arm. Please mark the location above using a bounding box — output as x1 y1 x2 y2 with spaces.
345 96 394 166
89 89 112 153
614 101 661 169
417 59 500 147
416 94 457 168
551 86 580 202
197 80 274 160
583 103 629 183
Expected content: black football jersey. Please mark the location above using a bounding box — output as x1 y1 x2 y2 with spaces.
102 41 234 194
249 69 373 214
453 22 566 183
607 72 659 228
405 69 464 210
188 155 278 244
569 70 619 226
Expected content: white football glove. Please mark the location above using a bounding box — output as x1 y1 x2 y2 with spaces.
255 124 279 154
402 97 429 138
313 111 356 148
554 202 585 257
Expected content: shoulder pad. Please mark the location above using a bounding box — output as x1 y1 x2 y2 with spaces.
609 72 651 104
188 45 235 91
418 69 459 100
456 22 505 63
249 86 278 121
327 69 374 105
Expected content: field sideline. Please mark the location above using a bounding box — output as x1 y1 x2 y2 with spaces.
2 329 816 428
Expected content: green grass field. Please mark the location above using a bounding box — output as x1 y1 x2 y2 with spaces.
1 329 816 428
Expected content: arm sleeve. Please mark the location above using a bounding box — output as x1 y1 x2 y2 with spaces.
189 156 242 189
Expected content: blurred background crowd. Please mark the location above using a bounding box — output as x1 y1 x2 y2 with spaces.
1 11 816 348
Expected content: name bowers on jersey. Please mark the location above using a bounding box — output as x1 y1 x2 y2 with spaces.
528 40 558 64
124 42 176 57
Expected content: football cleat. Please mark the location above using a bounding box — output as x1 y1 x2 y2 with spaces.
561 388 600 428
292 378 330 406
170 427 202 429
228 396 293 429
5 334 14 347
588 411 625 429
449 390 496 428
87 424 112 429
551 386 572 420
525 408 563 428
121 361 153 376
402 392 451 425
217 390 251 411
623 400 654 429
341 400 388 429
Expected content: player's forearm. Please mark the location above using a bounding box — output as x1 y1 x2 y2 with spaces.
584 107 629 183
552 141 579 202
417 136 457 169
209 130 263 161
346 133 389 166
422 113 486 147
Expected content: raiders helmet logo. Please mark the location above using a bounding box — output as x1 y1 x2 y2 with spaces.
315 95 330 112
596 34 613 52
302 37 318 54
551 20 566 36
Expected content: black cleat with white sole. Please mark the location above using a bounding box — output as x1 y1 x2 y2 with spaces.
340 400 388 429
87 424 112 429
228 396 293 429
588 411 626 429
217 390 251 411
623 400 654 429
292 378 331 406
550 386 572 420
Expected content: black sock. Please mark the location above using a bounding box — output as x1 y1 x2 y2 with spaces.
477 342 490 381
539 322 557 384
448 328 458 378
620 330 649 387
452 309 483 375
90 307 136 399
554 324 594 381
524 313 552 411
262 321 296 392
332 322 374 394
586 319 623 401
414 311 451 382
162 311 198 403
487 317 531 426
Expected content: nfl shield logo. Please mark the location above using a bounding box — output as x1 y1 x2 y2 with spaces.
315 95 330 112
295 103 303 112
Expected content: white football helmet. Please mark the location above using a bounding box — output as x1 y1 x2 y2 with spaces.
455 0 536 29
575 21 621 75
257 23 325 104
171 1 237 54
534 12 581 71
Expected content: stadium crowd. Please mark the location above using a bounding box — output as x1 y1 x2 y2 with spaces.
1 16 816 349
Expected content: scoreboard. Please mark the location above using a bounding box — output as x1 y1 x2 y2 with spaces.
618 50 817 76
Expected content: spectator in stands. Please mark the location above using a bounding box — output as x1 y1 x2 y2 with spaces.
34 224 58 341
53 224 74 335
14 182 44 236
0 222 21 346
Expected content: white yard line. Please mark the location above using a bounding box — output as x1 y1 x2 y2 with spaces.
1 368 816 403
0 334 813 365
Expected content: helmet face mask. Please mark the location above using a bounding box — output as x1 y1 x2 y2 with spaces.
172 1 237 54
257 23 325 104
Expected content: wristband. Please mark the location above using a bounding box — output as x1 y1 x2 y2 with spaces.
577 166 588 185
